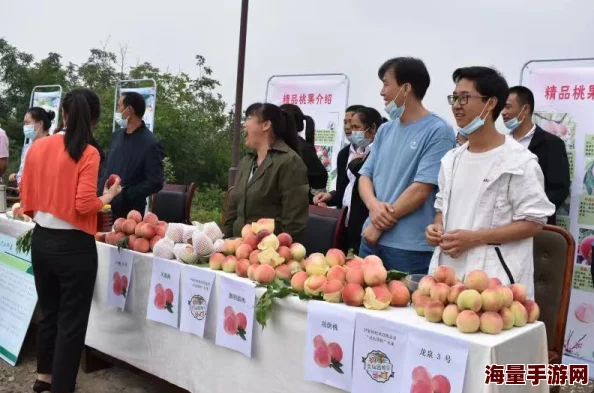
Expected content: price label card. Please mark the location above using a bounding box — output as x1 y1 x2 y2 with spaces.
402 331 469 393
0 233 31 262
146 257 181 329
305 301 356 392
106 248 134 311
180 265 216 338
215 275 255 358
351 312 408 393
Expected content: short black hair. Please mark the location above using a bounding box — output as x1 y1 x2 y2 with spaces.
346 105 366 113
452 66 509 121
378 57 431 100
509 86 535 115
122 92 146 118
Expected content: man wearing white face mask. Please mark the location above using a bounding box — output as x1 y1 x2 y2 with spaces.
502 86 569 225
425 67 555 300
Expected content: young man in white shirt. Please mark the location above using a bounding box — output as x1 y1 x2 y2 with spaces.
426 67 555 299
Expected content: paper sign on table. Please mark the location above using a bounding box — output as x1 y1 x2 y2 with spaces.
351 312 408 393
0 233 31 262
305 301 356 392
401 330 469 393
146 257 181 328
180 265 216 338
106 248 134 311
215 275 255 358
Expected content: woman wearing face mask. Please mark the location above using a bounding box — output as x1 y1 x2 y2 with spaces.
279 104 329 203
9 107 54 186
223 103 309 241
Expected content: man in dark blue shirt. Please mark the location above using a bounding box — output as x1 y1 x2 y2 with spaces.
100 92 164 219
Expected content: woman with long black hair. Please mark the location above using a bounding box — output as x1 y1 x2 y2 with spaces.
20 90 122 393
223 103 309 241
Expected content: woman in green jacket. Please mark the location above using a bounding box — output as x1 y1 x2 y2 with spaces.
223 103 310 242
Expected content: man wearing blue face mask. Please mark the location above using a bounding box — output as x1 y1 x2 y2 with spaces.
425 67 555 300
100 92 164 219
357 57 455 274
501 86 569 225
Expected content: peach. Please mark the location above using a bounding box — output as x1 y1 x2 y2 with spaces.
305 253 329 276
127 210 142 223
247 263 260 281
95 232 106 243
114 232 127 245
143 212 159 225
481 288 503 312
342 283 365 307
327 265 347 284
363 285 392 310
456 310 480 333
277 246 292 262
304 275 327 296
233 237 244 250
254 264 276 284
322 279 344 303
425 300 445 323
314 344 331 368
346 267 365 286
300 259 306 271
249 250 260 264
290 243 307 261
410 380 432 393
149 235 162 251
275 263 292 281
411 290 425 306
388 280 410 307
363 255 384 267
258 248 284 266
510 284 527 303
241 224 253 239
256 229 272 242
235 244 253 260
133 238 150 253
258 234 279 251
134 222 145 237
488 277 503 289
290 271 308 292
155 225 166 238
122 219 137 235
242 233 259 250
447 284 466 304
442 304 460 326
480 311 503 334
456 289 482 312
498 286 514 308
499 307 515 330
346 256 364 269
234 259 250 278
255 218 275 234
418 276 437 296
431 375 452 393
433 265 456 286
524 300 540 323
140 224 156 240
113 218 126 233
287 260 303 275
430 282 450 304
510 301 528 327
277 232 293 247
222 256 237 273
412 365 431 383
157 220 168 228
464 270 489 293
127 234 138 249
363 263 387 286
326 248 346 267
208 253 225 270
328 342 343 362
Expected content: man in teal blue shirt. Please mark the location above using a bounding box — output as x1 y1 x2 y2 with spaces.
358 57 455 274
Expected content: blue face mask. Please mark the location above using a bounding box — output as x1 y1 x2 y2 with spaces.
504 107 526 132
351 130 371 149
115 107 130 128
345 134 354 145
458 99 491 138
384 86 407 120
23 124 37 140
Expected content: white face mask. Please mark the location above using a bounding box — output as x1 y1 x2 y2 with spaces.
504 107 526 132
23 124 37 139
351 129 371 149
384 86 407 120
458 99 491 138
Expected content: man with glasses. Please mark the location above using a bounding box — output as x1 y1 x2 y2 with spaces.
502 86 570 225
426 66 554 299
357 57 455 274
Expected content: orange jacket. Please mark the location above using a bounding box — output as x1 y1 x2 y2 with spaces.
20 134 103 235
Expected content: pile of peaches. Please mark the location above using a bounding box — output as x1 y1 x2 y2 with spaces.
413 266 540 335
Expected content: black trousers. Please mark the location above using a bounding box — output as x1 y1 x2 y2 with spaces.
31 224 97 393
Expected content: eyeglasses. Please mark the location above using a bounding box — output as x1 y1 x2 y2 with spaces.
447 94 488 106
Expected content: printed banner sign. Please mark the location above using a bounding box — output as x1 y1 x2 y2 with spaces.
117 87 156 132
106 248 134 311
0 252 37 366
304 301 356 391
180 265 216 338
266 74 349 191
32 90 62 134
146 257 181 328
524 66 594 369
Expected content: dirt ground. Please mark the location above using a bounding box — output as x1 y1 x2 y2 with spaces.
1 332 592 393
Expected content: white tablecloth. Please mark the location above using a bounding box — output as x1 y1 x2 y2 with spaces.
0 215 548 393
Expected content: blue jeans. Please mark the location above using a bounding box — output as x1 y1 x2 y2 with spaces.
359 239 432 274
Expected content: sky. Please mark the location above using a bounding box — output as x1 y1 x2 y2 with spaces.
2 0 594 125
